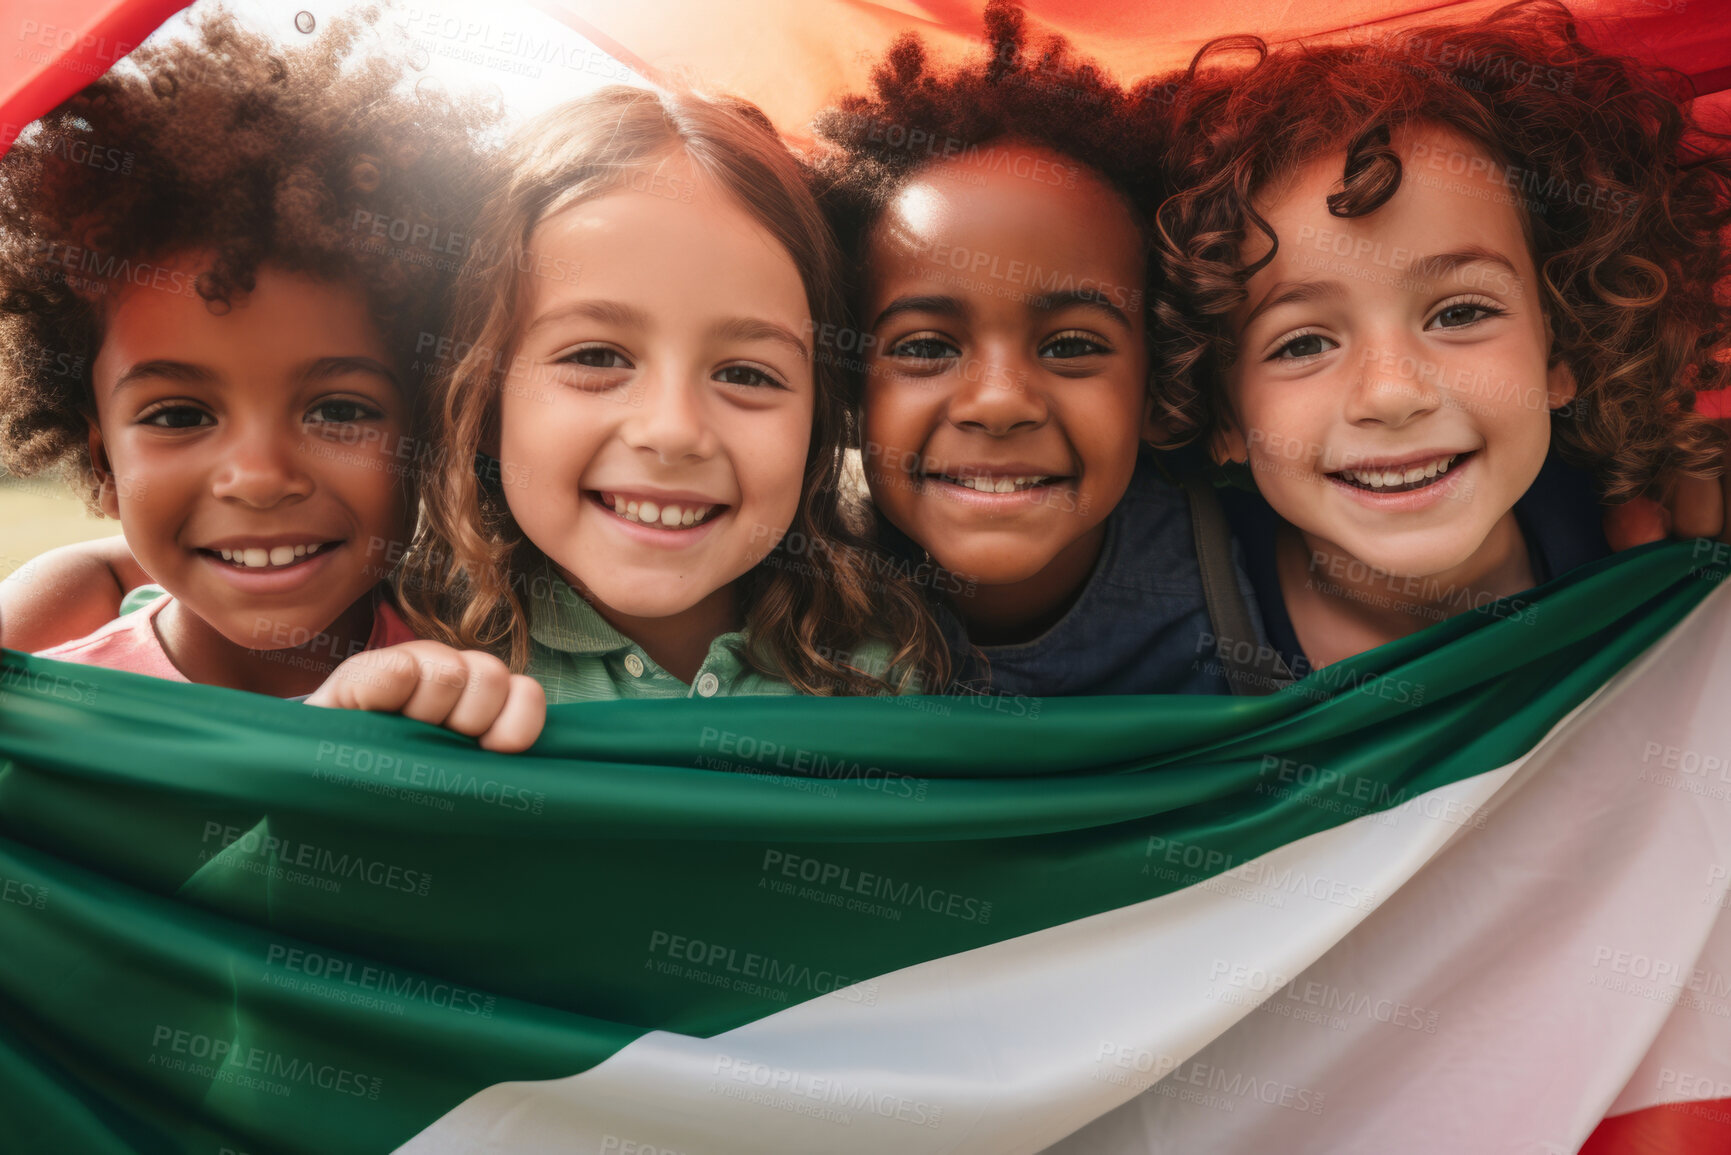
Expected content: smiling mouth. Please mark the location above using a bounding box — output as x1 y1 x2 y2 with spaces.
201 542 339 570
924 473 1062 494
597 492 726 529
1327 453 1470 495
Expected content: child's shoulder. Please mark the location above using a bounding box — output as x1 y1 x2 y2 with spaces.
1098 450 1209 595
34 591 184 681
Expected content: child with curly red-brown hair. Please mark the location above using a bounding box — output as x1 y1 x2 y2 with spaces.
0 9 545 749
1154 0 1730 680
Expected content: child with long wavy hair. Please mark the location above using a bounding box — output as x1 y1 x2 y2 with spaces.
392 86 947 699
1154 0 1730 677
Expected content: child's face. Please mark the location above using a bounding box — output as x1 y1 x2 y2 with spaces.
499 171 814 622
1224 125 1574 578
88 263 411 648
859 143 1148 587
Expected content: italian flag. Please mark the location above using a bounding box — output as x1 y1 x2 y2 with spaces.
1 539 1729 1153
6 2 1731 1152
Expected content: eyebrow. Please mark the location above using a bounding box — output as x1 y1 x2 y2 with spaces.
1029 288 1131 329
522 299 653 339
110 356 399 394
110 359 219 393
1240 280 1350 331
712 316 810 362
1406 246 1521 282
1244 245 1524 331
871 294 965 331
871 289 1132 333
303 356 399 388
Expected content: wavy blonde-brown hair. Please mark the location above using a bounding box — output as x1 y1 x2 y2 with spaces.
395 86 949 694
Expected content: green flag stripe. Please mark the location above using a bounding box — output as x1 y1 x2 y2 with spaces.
0 834 640 1154
0 542 1722 1153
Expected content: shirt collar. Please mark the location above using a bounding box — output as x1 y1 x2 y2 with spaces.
526 570 637 657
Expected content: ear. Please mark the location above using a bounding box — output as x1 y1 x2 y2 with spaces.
1545 358 1577 412
1141 393 1169 445
1212 421 1250 466
86 419 121 519
1543 313 1577 412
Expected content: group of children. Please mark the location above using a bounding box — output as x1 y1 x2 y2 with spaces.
0 0 1724 749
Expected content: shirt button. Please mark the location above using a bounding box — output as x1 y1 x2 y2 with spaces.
624 653 645 678
696 672 720 698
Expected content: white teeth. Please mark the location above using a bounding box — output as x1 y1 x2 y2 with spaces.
602 493 717 528
1339 455 1458 489
952 475 1050 493
217 543 324 568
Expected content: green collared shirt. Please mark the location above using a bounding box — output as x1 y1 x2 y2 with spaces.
525 575 904 703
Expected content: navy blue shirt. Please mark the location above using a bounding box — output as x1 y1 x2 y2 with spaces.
1219 450 1611 677
886 449 1263 697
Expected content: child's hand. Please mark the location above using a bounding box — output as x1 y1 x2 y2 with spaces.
1605 419 1731 549
306 641 546 753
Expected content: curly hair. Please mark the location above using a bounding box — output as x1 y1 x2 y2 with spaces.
811 0 1169 367
392 86 951 695
0 6 498 509
1153 0 1730 501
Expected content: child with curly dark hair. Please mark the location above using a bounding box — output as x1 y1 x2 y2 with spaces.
1154 0 1730 678
0 8 545 749
812 0 1264 696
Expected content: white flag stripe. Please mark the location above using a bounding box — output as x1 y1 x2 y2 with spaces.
1052 578 1731 1154
398 582 1729 1155
398 777 1516 1151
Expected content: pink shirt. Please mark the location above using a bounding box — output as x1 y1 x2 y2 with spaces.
36 589 418 688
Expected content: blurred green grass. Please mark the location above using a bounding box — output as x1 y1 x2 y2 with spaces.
0 475 123 580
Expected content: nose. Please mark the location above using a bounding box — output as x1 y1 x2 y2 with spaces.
945 343 1048 436
1344 336 1443 430
620 369 718 464
210 415 314 508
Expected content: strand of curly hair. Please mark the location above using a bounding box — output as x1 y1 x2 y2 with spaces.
1152 0 1729 502
0 6 498 508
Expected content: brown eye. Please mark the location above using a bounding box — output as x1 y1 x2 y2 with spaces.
888 333 959 361
714 365 784 389
1040 330 1108 359
141 405 213 429
1428 303 1500 330
563 346 632 369
1271 333 1336 360
307 400 380 424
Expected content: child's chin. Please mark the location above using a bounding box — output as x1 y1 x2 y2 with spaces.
585 586 713 622
1338 536 1484 585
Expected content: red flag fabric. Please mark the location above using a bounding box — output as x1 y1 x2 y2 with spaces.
531 0 1731 135
4 0 1730 147
0 0 188 152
